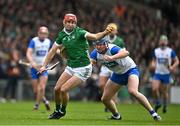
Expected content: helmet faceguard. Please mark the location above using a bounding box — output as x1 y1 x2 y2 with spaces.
93 36 109 45
93 36 109 54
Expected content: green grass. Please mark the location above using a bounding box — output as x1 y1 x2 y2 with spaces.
0 101 180 125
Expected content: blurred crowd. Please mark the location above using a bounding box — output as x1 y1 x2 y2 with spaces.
0 0 180 100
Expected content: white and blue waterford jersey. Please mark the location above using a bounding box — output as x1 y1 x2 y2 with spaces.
28 37 52 65
90 44 136 74
153 47 176 74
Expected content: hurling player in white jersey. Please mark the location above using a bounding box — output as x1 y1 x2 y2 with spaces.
90 37 161 121
151 35 179 113
99 23 125 112
26 26 52 111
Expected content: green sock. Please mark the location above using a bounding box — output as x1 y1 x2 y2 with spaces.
56 104 61 111
61 105 66 113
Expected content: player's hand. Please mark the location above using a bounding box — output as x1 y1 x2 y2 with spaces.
31 62 40 70
105 24 115 34
169 66 176 73
103 55 114 61
38 66 46 74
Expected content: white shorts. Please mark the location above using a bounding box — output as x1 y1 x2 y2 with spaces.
65 64 92 82
99 65 112 77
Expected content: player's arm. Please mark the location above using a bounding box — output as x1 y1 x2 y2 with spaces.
104 47 129 61
110 48 129 60
169 50 179 72
26 48 34 64
90 49 98 66
42 43 60 67
169 56 179 72
86 25 114 41
150 58 156 72
26 40 38 69
149 49 156 72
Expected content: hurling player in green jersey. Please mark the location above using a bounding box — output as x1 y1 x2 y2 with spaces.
107 23 125 48
39 13 114 119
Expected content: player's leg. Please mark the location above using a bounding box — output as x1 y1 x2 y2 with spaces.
99 75 109 112
99 66 111 93
60 75 84 112
99 76 108 94
101 80 121 120
35 76 47 107
159 74 171 113
152 74 161 112
49 71 72 119
30 68 39 109
100 76 119 112
38 71 50 110
49 64 92 119
127 74 161 121
31 79 39 110
60 64 92 116
31 80 38 99
38 75 50 111
31 67 44 110
160 84 169 113
42 96 50 110
99 66 118 112
112 92 119 105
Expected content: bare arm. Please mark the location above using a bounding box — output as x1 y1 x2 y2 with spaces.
85 25 114 41
26 48 39 69
42 43 60 67
111 49 129 60
104 49 129 61
169 56 179 72
26 48 34 64
86 31 108 41
149 58 156 72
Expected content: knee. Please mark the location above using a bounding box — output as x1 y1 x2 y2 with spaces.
128 88 138 96
39 85 45 92
152 86 158 92
101 95 109 103
39 87 43 92
54 86 61 93
162 90 168 95
60 86 68 94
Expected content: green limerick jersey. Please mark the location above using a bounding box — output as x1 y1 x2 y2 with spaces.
109 36 125 48
55 27 90 68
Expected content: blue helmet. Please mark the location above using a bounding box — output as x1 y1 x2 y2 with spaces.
93 36 109 45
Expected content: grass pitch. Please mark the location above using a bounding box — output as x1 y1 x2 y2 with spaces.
0 101 180 125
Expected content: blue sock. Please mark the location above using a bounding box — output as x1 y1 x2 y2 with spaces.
113 112 120 117
34 103 39 108
150 110 156 115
